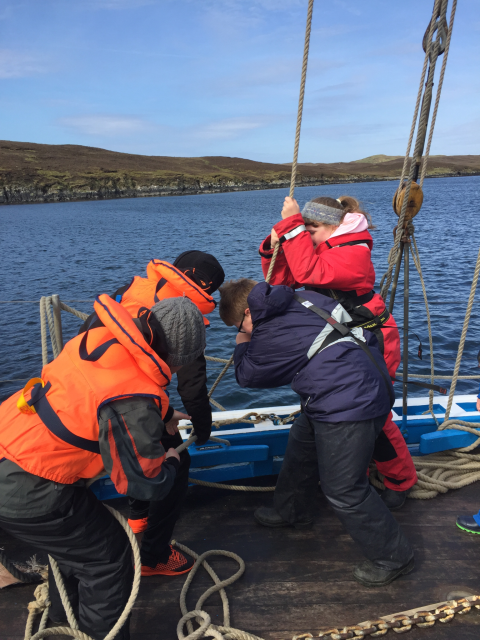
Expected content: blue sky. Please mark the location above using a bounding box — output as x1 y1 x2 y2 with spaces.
1 0 479 163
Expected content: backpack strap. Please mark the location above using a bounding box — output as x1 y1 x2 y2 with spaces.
294 293 395 407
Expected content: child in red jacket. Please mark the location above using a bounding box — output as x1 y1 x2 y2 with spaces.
259 195 417 509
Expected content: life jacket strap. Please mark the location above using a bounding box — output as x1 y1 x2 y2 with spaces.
325 239 370 250
351 309 391 330
153 278 168 303
304 285 375 308
27 382 100 454
79 332 119 362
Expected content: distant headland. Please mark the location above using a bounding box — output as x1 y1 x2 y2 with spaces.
0 141 479 205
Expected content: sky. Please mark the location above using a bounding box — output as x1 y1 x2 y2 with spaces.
0 0 479 163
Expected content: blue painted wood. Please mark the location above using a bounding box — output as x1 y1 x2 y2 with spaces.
419 429 479 454
392 404 445 416
395 419 438 444
457 402 479 412
189 443 269 466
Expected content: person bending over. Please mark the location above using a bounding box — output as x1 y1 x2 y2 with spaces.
0 295 205 640
259 195 417 510
219 278 414 587
79 250 225 575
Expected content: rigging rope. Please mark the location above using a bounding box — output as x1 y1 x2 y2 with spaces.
420 0 458 186
381 0 447 302
266 0 314 284
207 0 315 402
444 244 480 420
372 244 480 500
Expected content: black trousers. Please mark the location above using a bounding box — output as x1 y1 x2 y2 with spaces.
274 413 413 570
128 430 190 567
0 488 133 640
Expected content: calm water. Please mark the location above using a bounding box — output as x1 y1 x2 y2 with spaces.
1 176 479 409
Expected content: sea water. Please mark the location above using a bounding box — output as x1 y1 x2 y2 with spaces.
1 176 479 409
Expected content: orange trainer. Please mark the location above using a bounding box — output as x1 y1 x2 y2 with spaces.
141 546 194 576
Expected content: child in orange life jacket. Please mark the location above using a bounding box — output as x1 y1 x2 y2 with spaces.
79 250 225 576
259 195 417 510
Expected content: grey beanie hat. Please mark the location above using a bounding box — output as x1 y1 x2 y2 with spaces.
151 297 206 367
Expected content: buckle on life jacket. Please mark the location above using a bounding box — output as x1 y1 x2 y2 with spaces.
354 309 390 330
17 378 45 414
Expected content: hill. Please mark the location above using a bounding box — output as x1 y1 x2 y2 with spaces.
0 141 479 204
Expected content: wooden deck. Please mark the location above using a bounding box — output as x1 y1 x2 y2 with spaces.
2 478 480 639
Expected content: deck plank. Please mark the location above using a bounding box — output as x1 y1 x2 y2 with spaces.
2 479 480 639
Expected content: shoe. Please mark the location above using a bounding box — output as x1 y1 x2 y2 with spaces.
253 506 313 529
128 517 148 534
141 545 194 577
380 488 408 511
456 514 480 535
353 557 415 587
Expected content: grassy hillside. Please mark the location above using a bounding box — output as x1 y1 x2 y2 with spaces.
1 140 479 204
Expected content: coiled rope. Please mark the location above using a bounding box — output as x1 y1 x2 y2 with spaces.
372 243 480 500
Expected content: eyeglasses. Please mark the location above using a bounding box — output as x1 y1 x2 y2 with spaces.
237 314 246 333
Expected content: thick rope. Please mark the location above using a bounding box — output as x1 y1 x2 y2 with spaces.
25 506 141 640
39 297 89 365
420 0 458 186
207 354 234 411
381 0 443 301
444 245 480 420
396 374 480 380
266 0 314 284
59 302 89 322
397 0 441 188
409 236 436 418
174 542 265 640
189 479 275 492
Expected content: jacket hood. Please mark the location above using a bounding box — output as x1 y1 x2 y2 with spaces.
247 282 294 323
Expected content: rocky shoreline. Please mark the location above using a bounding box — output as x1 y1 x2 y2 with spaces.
1 171 478 205
1 142 479 206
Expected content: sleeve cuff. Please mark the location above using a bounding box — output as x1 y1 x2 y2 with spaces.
164 457 180 473
259 236 274 258
164 405 175 423
274 214 306 244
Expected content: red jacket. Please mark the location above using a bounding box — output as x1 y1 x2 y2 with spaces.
259 213 401 377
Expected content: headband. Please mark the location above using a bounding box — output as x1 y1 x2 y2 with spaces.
302 201 343 225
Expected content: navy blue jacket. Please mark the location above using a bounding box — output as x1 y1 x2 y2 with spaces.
234 283 392 423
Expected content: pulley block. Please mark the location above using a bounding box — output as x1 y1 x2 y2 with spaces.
392 182 424 221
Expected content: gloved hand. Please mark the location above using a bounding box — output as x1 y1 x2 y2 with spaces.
191 411 212 446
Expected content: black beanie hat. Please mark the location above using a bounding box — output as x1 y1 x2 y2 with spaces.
173 251 225 294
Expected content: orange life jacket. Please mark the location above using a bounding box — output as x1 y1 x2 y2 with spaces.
0 294 171 485
119 260 215 325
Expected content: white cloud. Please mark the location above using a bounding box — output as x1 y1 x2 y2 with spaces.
59 114 151 136
0 49 46 79
193 116 271 140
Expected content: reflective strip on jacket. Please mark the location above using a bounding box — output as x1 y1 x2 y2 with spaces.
0 294 171 485
119 259 215 325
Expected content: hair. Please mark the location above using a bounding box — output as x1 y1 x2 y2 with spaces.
302 195 375 230
219 278 258 326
